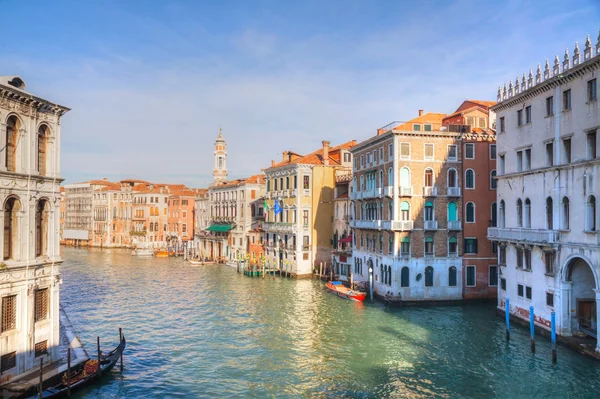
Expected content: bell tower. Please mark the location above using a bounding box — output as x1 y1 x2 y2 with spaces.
213 128 228 184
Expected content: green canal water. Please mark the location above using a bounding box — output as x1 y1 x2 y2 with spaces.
60 247 600 398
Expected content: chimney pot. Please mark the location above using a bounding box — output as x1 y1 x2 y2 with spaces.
271 160 275 167
418 109 424 116
322 140 331 166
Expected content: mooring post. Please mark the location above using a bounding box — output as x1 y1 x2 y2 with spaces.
67 347 71 397
97 336 101 372
39 358 43 399
551 311 557 363
119 328 124 371
262 260 266 279
505 298 510 341
530 305 535 353
319 262 323 279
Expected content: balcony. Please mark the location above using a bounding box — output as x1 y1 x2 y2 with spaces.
399 186 413 197
263 222 296 233
383 186 393 197
350 220 388 230
424 220 438 230
290 189 298 197
447 187 461 197
391 220 414 231
487 227 560 245
303 189 310 197
448 220 462 230
423 186 438 197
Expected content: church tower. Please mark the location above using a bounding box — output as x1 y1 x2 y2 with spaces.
213 128 228 184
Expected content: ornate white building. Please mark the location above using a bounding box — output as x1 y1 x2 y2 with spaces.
489 32 600 351
0 76 69 381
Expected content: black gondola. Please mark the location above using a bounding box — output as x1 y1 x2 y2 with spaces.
23 335 126 399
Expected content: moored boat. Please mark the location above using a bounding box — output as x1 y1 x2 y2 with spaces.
154 250 169 258
325 281 366 302
130 248 153 256
188 259 203 265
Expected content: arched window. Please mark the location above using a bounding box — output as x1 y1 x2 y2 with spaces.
546 197 553 230
448 236 457 255
388 167 393 187
425 266 434 287
149 223 154 232
448 202 457 221
6 116 19 172
35 200 48 257
587 196 597 232
499 200 505 228
387 265 392 285
491 202 497 227
424 168 434 187
360 175 364 191
352 177 357 192
113 207 117 218
448 169 457 187
155 222 159 231
490 170 497 189
400 237 410 256
524 199 531 228
465 169 475 189
561 197 569 230
379 170 384 188
388 201 392 220
4 197 20 260
401 201 410 221
37 125 48 176
448 266 457 287
516 199 523 227
466 202 475 223
400 167 411 188
424 201 433 221
401 266 409 287
424 237 434 256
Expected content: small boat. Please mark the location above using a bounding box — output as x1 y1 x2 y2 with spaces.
26 335 126 398
188 259 203 265
325 281 367 302
154 250 169 258
130 248 153 256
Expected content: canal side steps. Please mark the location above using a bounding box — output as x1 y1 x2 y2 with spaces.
0 307 90 397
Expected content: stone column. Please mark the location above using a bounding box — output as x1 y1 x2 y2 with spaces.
19 128 27 175
0 123 6 172
595 289 600 352
560 281 573 335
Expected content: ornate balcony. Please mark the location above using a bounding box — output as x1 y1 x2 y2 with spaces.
383 186 393 197
424 220 438 230
487 227 560 245
391 220 413 231
399 186 413 197
447 187 461 197
448 220 462 230
263 222 296 233
350 220 389 230
423 186 437 197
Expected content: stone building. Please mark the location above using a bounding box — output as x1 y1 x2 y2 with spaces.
263 140 355 278
331 171 353 283
490 33 600 350
166 188 197 251
0 76 69 381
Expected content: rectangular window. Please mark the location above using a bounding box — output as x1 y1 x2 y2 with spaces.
588 78 597 102
1 352 16 372
465 143 474 159
489 266 498 286
587 131 597 160
35 340 48 358
499 154 505 175
479 117 486 128
500 117 505 133
302 210 309 227
526 286 532 300
464 238 478 254
524 148 531 171
447 145 457 161
525 106 531 123
546 141 554 167
490 144 496 160
424 240 433 256
34 289 49 322
563 138 571 164
545 251 555 275
524 248 532 271
400 143 410 160
413 124 421 131
388 144 393 159
517 110 523 126
517 151 523 172
500 278 506 291
546 292 554 307
424 144 434 160
563 89 571 110
466 265 476 287
466 116 474 126
424 124 432 131
2 295 17 332
303 176 310 189
546 96 554 116
448 239 457 255
492 241 498 254
401 241 410 256
516 247 523 268
303 236 309 250
518 284 524 297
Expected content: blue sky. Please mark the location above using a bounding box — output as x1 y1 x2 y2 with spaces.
1 0 599 187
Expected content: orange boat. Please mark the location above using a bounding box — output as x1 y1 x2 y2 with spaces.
154 250 169 258
326 281 367 302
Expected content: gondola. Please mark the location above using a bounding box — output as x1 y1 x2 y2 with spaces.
25 335 126 399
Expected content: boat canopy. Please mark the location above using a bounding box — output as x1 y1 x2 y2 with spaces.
206 224 234 232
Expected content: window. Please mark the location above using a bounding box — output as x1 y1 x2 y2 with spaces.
489 266 498 286
588 78 597 102
448 169 457 188
466 202 475 223
424 201 433 221
501 278 506 291
517 151 523 172
1 352 16 373
424 144 434 160
466 116 474 126
546 96 554 116
526 286 532 300
424 237 433 256
466 266 476 287
400 143 410 160
464 238 477 254
499 154 505 175
546 292 554 307
517 109 523 126
563 89 571 110
447 145 457 161
465 143 474 159
448 237 457 255
561 197 569 230
465 169 475 189
34 288 49 322
379 148 383 161
545 251 555 274
525 105 531 123
562 137 571 164
303 176 310 189
490 170 497 190
302 210 309 227
425 266 434 287
489 144 496 160
500 117 505 133
400 237 410 256
35 340 48 358
360 155 364 168
587 196 596 232
2 295 16 332
516 247 523 268
424 124 432 131
524 148 531 170
546 197 553 230
449 266 457 287
424 169 433 187
37 126 47 175
524 248 532 271
401 267 409 287
413 124 421 131
343 152 351 163
587 131 597 159
516 199 523 227
524 198 531 228
518 284 524 297
491 202 497 227
479 117 487 128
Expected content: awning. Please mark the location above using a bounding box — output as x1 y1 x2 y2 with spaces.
206 224 234 232
339 235 353 243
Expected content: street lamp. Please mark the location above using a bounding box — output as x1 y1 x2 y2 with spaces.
369 265 374 302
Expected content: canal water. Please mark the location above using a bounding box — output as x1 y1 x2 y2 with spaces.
60 247 600 399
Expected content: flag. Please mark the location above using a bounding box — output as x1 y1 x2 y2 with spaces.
264 200 269 221
274 198 282 215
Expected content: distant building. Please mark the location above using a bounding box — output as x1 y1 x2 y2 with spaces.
213 129 228 184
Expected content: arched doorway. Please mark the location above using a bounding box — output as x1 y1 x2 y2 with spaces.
564 256 598 342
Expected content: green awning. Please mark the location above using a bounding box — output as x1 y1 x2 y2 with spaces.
206 224 234 232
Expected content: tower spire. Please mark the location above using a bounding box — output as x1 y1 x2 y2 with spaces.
213 128 227 184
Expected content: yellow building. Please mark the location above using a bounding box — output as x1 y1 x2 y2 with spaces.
263 140 356 277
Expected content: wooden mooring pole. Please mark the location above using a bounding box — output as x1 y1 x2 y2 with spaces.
97 337 101 372
38 358 43 399
530 305 536 354
551 312 557 363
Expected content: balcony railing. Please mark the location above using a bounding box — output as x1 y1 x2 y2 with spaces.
424 220 438 230
350 220 388 230
400 186 413 197
487 227 560 244
263 222 296 233
290 189 298 197
423 186 437 197
391 220 413 231
383 186 393 197
448 220 462 230
447 187 461 197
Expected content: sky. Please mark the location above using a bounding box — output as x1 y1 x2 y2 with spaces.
1 0 599 187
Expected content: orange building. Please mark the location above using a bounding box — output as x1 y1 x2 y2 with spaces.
167 188 197 252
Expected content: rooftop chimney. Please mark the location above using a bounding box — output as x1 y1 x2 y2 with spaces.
418 109 424 116
271 160 275 167
322 140 331 166
103 177 107 181
282 151 287 163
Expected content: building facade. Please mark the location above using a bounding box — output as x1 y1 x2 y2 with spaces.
490 34 600 350
0 76 69 381
331 171 353 283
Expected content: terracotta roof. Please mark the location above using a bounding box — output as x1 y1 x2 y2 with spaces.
391 113 447 131
211 174 265 188
443 105 486 120
467 100 496 108
99 183 121 192
84 179 115 186
268 140 356 169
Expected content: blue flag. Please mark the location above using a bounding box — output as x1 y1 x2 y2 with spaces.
274 198 282 215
